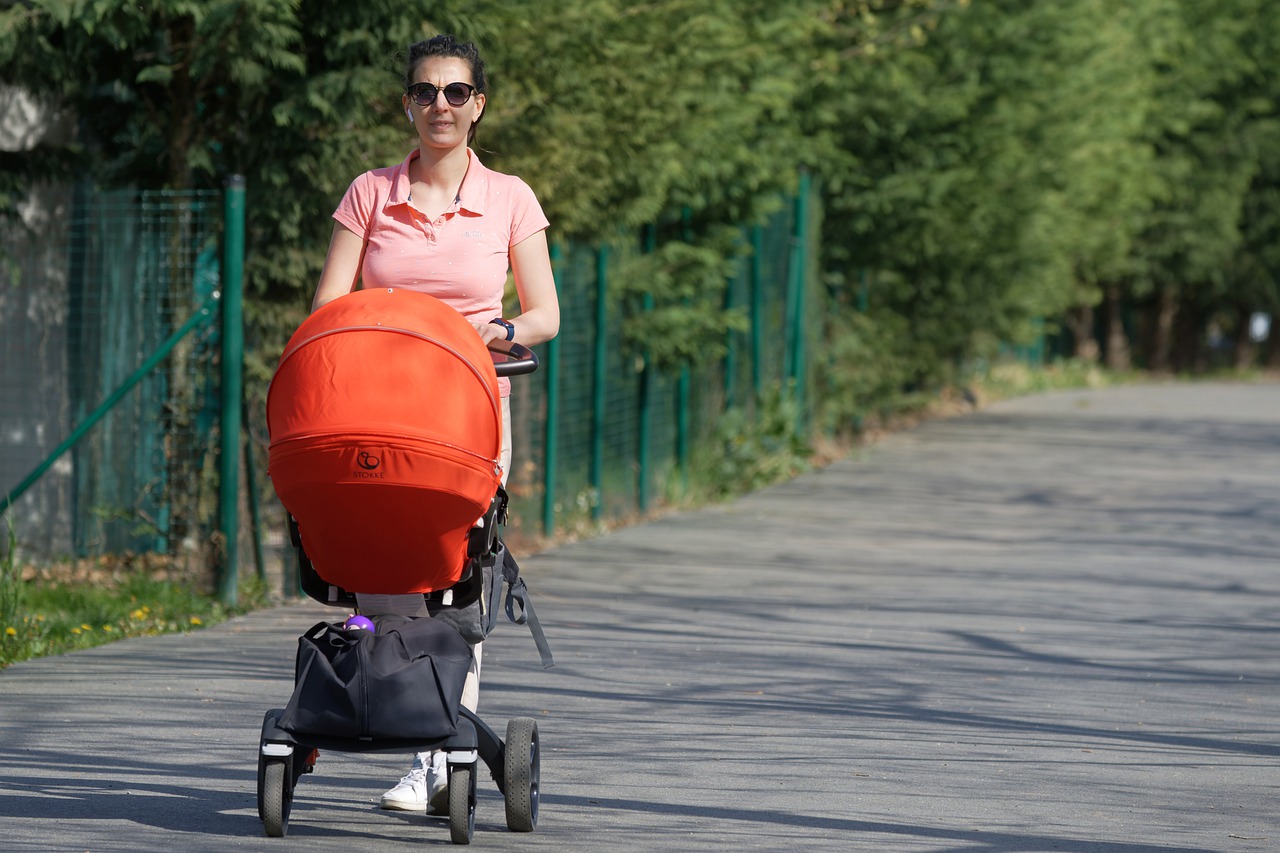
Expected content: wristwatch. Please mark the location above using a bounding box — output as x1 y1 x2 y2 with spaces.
489 317 515 341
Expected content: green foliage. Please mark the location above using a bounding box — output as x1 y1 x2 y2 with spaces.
810 0 1152 386
1219 1 1280 316
689 382 812 502
2 0 304 188
1133 0 1259 286
817 304 923 433
799 0 1279 376
476 0 818 239
608 224 749 371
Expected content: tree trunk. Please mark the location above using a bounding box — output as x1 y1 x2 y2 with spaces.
1063 305 1099 362
1233 304 1256 370
166 16 198 190
1263 319 1280 368
1147 287 1177 374
1103 285 1130 371
1171 298 1204 373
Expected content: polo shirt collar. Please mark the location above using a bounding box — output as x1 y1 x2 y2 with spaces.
388 148 489 216
457 148 488 216
388 150 415 207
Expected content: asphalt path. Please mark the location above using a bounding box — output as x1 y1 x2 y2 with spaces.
1 380 1277 852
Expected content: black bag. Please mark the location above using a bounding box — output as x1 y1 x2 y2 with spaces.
278 615 472 740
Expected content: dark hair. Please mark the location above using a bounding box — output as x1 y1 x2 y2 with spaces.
404 35 487 144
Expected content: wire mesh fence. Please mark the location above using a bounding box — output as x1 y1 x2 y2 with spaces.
503 200 804 545
4 180 813 596
1 186 223 577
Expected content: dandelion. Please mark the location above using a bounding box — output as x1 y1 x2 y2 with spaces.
80 623 92 632
189 616 203 626
71 628 82 635
4 627 15 637
102 624 113 632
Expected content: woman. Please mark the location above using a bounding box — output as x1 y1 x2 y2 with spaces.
310 34 559 814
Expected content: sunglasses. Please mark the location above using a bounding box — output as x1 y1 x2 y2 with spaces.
406 81 477 107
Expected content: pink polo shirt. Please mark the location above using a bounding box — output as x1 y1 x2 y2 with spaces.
332 147 550 396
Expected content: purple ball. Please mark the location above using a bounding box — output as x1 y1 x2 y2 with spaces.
343 615 375 633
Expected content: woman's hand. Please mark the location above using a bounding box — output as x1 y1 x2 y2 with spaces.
474 317 515 347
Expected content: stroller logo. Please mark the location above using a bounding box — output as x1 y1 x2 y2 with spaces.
353 451 384 479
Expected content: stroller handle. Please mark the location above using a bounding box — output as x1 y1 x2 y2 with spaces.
490 340 540 377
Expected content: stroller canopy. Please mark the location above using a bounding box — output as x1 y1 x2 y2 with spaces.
267 288 502 594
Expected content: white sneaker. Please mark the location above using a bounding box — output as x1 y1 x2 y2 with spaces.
379 751 448 814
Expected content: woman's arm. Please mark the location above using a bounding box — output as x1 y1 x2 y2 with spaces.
310 223 366 313
476 229 560 347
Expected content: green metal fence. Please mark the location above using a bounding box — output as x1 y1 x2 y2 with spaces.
4 176 818 597
503 178 816 543
1 185 226 581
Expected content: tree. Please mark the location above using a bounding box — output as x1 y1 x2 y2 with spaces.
808 0 1139 411
1113 0 1266 371
1205 0 1280 368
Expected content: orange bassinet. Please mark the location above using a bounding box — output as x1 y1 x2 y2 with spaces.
267 288 502 594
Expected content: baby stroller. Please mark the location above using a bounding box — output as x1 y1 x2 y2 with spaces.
257 288 551 844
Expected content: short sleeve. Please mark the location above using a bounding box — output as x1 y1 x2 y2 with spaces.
333 172 378 238
508 178 550 248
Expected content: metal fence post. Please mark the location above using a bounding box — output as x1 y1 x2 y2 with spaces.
242 406 266 583
750 224 764 400
638 225 656 512
676 210 692 490
218 175 246 607
789 171 811 419
724 264 738 410
591 245 608 522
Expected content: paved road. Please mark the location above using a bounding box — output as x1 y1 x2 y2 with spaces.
1 381 1277 852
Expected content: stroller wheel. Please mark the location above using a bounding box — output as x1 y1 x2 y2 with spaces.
447 763 476 844
261 759 293 837
504 718 540 832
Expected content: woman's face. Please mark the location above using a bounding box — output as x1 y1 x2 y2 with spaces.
404 56 485 150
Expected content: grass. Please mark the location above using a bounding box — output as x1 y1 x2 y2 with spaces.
0 545 268 669
970 357 1122 402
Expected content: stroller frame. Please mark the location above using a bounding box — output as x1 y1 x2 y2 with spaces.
257 700 539 844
